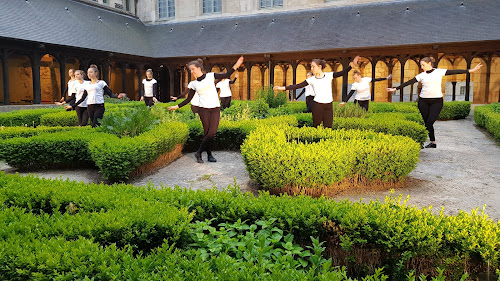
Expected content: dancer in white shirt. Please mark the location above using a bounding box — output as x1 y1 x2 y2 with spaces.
388 57 482 148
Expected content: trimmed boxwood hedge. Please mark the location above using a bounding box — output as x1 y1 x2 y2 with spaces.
370 101 471 120
0 108 62 127
241 125 420 189
474 103 500 141
293 113 427 145
0 126 78 139
40 110 80 127
0 172 498 279
0 122 189 181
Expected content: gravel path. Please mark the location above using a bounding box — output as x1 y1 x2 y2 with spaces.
2 110 499 221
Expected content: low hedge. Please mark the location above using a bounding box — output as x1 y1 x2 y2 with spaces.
0 122 189 181
0 173 498 279
0 128 100 169
0 126 78 139
293 113 427 145
241 125 420 189
90 121 189 181
438 101 472 120
370 101 471 120
0 108 61 127
39 110 80 127
184 115 297 151
474 103 500 141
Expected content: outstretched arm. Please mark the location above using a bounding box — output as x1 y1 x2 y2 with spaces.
373 74 392 82
274 80 309 91
169 89 196 110
387 77 418 93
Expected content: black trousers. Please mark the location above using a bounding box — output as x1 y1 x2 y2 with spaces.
87 103 105 128
418 97 443 142
197 107 220 154
191 105 200 115
144 97 154 107
306 96 314 113
220 97 232 109
354 99 370 111
75 106 88 126
312 101 333 128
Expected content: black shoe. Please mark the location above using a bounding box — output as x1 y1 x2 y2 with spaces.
207 154 217 162
195 152 204 163
424 143 437 148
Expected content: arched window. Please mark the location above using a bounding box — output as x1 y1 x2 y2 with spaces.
260 0 283 9
159 0 175 19
203 0 222 14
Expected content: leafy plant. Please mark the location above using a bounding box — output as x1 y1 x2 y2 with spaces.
97 105 160 137
257 86 288 108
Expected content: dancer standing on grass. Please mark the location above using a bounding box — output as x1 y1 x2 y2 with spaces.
168 56 244 163
388 57 482 148
274 56 360 128
140 69 158 107
216 73 238 109
85 65 125 127
340 70 391 111
56 69 77 108
293 72 315 112
64 70 89 126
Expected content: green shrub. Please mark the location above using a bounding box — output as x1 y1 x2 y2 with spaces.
333 102 369 118
475 103 500 141
293 113 427 145
0 172 497 279
222 99 270 120
241 125 420 189
0 108 61 127
40 110 80 127
90 121 189 181
98 105 160 137
257 86 288 108
438 101 471 120
0 128 100 169
0 126 78 139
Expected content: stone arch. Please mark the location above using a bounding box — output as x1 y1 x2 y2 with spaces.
8 54 33 104
40 54 61 102
250 64 263 100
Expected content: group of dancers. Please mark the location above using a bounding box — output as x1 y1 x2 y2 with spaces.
275 56 481 149
58 55 482 163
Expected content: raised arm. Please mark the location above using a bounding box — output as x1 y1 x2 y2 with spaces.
445 63 482 75
333 55 360 78
214 56 244 79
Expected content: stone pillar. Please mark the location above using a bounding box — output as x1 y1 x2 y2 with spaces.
2 49 11 105
399 58 407 102
371 58 378 102
58 55 66 100
136 66 143 101
292 61 298 100
465 55 472 102
121 63 127 94
244 62 252 100
31 53 42 104
102 60 110 84
168 65 175 101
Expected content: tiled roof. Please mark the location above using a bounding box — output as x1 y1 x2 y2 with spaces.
0 0 153 57
148 0 500 57
1 0 498 58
